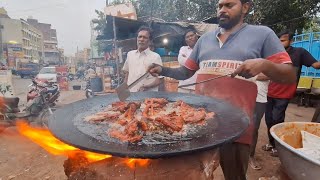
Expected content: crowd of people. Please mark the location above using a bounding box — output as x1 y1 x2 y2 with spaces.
120 0 318 179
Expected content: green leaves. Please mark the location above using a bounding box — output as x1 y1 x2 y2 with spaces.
251 0 320 33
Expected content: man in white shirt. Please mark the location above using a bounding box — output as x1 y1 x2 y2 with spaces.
123 26 163 92
178 30 198 93
249 76 269 170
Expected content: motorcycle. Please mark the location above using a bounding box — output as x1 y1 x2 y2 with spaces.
68 74 75 81
0 79 59 132
27 79 60 107
85 79 94 98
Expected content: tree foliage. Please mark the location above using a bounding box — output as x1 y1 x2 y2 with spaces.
135 0 217 22
251 0 320 33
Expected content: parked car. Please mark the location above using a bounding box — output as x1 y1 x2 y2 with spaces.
36 67 57 82
16 63 40 78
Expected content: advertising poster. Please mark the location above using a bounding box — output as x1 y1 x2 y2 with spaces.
55 66 69 91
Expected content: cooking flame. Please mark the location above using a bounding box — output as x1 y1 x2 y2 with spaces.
16 121 149 167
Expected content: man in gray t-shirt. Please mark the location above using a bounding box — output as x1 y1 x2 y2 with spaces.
148 0 296 179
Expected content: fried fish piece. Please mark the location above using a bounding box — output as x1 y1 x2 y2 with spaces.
155 113 184 132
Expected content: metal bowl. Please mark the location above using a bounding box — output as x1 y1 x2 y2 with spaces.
271 122 320 180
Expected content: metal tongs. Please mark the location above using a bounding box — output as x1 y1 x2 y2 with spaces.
116 72 150 101
178 73 233 88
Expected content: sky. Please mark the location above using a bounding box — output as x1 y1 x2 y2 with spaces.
1 0 107 56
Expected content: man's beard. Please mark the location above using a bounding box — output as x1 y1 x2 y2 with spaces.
218 13 242 30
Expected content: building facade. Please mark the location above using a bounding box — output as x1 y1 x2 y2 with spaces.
75 48 91 65
21 19 43 63
0 11 43 67
27 18 59 65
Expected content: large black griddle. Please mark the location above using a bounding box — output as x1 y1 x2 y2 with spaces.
48 92 249 159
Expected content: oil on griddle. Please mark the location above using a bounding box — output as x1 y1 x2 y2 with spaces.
73 98 216 145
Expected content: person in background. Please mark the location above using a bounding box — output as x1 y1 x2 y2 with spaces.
147 0 296 179
263 30 320 156
122 26 163 92
249 75 269 170
177 29 199 93
0 62 7 70
85 66 96 79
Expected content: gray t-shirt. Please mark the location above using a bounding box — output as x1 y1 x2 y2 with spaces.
186 24 291 71
183 24 291 145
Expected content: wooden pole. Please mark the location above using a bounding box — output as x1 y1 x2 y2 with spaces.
113 16 120 86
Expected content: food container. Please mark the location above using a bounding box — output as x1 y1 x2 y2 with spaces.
271 122 320 180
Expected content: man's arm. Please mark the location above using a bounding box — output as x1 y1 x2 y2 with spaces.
301 48 320 69
232 59 296 84
123 71 129 84
161 66 196 80
256 73 269 81
312 62 320 69
148 64 196 80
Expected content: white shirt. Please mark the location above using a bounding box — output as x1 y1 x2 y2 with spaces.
178 46 197 90
256 80 270 103
123 48 162 92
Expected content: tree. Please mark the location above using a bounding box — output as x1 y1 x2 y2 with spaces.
108 0 217 22
92 10 107 55
251 0 320 33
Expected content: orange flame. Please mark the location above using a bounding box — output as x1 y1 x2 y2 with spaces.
16 121 149 167
16 121 111 162
126 159 150 169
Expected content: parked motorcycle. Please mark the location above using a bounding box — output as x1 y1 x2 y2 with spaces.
28 79 60 107
0 79 59 132
85 79 94 98
68 74 75 81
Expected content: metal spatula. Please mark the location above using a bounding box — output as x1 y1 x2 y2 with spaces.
178 73 233 88
116 72 150 101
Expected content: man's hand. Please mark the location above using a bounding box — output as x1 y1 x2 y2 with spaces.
232 59 267 79
138 85 147 92
147 63 163 77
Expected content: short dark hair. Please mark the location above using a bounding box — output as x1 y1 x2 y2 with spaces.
278 30 294 40
137 26 153 40
183 29 197 39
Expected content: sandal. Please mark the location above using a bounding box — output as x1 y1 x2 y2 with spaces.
262 144 273 151
249 157 262 170
270 148 278 157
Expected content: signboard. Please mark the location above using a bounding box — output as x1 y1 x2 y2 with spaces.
4 43 24 68
55 66 69 91
104 3 137 20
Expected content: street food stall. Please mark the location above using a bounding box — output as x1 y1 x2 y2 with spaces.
97 15 218 93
